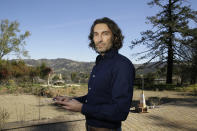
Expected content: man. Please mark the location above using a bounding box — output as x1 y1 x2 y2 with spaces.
54 17 135 131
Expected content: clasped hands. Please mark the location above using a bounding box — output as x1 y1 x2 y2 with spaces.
53 96 83 112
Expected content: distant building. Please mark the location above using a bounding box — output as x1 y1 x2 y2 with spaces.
53 73 65 85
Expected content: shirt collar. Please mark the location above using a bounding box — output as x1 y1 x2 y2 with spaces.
96 49 118 64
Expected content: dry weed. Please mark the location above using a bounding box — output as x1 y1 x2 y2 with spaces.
0 107 9 130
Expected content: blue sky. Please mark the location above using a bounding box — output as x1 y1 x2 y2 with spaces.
0 0 197 64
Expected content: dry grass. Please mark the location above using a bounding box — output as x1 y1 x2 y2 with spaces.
1 83 196 125
0 84 88 98
176 84 197 96
0 84 88 124
0 107 9 130
187 84 197 96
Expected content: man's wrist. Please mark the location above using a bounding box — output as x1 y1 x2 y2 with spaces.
80 103 83 113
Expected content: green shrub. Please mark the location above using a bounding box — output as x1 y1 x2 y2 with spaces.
6 80 18 93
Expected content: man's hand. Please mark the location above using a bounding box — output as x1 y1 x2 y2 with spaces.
55 99 83 112
53 96 71 102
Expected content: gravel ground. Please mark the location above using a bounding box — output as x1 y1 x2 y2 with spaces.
0 90 197 131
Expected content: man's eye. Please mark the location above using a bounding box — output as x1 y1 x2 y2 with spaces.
94 33 98 37
103 32 109 35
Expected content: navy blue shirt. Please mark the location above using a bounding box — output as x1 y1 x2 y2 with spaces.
75 49 135 129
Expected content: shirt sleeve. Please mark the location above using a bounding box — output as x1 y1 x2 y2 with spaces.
81 60 135 122
73 95 87 103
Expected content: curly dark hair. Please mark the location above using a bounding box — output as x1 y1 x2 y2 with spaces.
88 17 124 51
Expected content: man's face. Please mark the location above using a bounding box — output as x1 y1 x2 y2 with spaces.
93 23 113 55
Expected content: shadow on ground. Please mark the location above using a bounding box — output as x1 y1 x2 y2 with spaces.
3 119 85 131
28 122 72 131
146 114 197 131
30 120 81 131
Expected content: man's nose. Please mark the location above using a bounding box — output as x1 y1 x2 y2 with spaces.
97 34 103 42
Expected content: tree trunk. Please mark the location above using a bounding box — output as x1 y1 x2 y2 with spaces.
166 0 173 84
166 43 173 84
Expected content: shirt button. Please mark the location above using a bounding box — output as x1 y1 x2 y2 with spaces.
85 100 88 103
89 88 91 90
92 75 95 78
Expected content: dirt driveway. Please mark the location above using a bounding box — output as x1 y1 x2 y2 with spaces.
1 90 197 131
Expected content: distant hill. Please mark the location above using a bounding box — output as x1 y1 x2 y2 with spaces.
135 62 166 75
22 58 165 77
23 58 95 75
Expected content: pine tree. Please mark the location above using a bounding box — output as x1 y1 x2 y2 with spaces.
131 0 197 84
183 28 197 83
